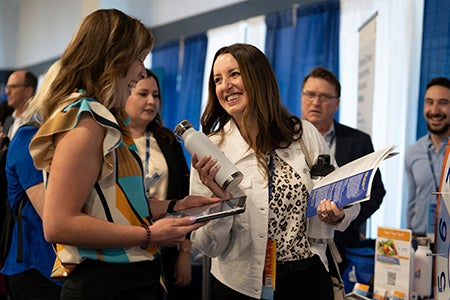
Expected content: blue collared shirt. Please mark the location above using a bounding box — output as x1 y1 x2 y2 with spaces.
405 134 449 234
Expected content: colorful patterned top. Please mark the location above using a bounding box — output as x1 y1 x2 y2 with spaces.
29 97 159 265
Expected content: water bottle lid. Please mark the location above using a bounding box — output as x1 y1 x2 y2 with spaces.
221 171 244 191
174 120 193 138
416 236 430 246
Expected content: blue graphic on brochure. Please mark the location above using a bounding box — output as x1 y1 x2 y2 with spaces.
306 170 372 218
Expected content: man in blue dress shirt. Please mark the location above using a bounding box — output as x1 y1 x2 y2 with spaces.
405 77 450 237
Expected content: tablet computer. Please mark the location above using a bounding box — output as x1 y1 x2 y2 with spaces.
167 196 246 223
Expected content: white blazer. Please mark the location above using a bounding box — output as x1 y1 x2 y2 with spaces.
190 119 359 298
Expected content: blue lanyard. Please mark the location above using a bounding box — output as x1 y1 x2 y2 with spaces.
268 153 273 198
263 152 275 300
145 131 150 175
328 133 335 149
427 144 439 191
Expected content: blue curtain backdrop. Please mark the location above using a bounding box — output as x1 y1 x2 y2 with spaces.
174 33 208 132
416 0 450 139
265 0 340 118
151 40 180 132
151 35 208 133
176 33 208 163
151 34 208 165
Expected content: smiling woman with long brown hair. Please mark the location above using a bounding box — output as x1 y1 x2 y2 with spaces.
190 43 352 300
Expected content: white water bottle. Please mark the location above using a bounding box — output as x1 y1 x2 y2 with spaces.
413 237 432 298
174 120 243 191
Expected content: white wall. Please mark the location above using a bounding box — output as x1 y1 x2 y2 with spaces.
100 0 246 27
0 0 246 69
0 0 19 68
339 0 424 236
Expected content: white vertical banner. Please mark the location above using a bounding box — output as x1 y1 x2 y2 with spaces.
357 12 377 135
435 143 450 300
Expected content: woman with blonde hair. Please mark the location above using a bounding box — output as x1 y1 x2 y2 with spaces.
29 9 216 299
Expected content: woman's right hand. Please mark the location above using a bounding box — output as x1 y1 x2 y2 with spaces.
149 215 205 247
316 199 345 225
192 153 231 199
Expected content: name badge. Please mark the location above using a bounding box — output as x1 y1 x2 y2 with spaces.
262 239 276 299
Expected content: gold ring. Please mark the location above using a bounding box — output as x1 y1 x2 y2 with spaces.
321 213 328 218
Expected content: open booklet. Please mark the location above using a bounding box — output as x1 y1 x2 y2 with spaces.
306 145 398 218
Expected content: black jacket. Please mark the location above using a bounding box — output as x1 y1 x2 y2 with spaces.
2 115 14 137
154 134 189 200
332 120 386 254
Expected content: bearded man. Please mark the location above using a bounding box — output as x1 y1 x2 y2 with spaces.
405 77 450 236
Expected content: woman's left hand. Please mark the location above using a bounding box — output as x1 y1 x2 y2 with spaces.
317 199 345 225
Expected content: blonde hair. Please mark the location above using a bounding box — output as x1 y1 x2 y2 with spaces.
38 9 154 122
21 60 61 125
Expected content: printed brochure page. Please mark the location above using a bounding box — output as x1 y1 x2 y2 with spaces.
307 145 397 218
373 227 413 300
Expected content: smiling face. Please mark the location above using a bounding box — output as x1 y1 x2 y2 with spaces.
213 53 248 123
115 56 147 108
125 75 160 130
424 84 450 136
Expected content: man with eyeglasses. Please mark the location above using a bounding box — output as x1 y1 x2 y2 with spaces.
301 67 386 274
2 70 37 139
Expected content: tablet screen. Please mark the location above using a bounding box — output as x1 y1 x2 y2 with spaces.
168 196 246 223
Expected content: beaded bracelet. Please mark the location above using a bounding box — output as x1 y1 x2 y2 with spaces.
140 224 151 250
167 199 177 213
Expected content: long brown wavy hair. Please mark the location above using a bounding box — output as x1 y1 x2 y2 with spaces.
38 9 154 126
201 43 302 180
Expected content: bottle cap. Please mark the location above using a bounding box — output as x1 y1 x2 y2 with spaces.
416 236 430 246
174 120 193 138
222 171 244 191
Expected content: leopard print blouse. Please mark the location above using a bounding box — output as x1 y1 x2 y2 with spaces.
267 151 313 262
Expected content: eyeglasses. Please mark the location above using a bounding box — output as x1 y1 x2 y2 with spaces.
5 83 27 90
302 91 338 103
